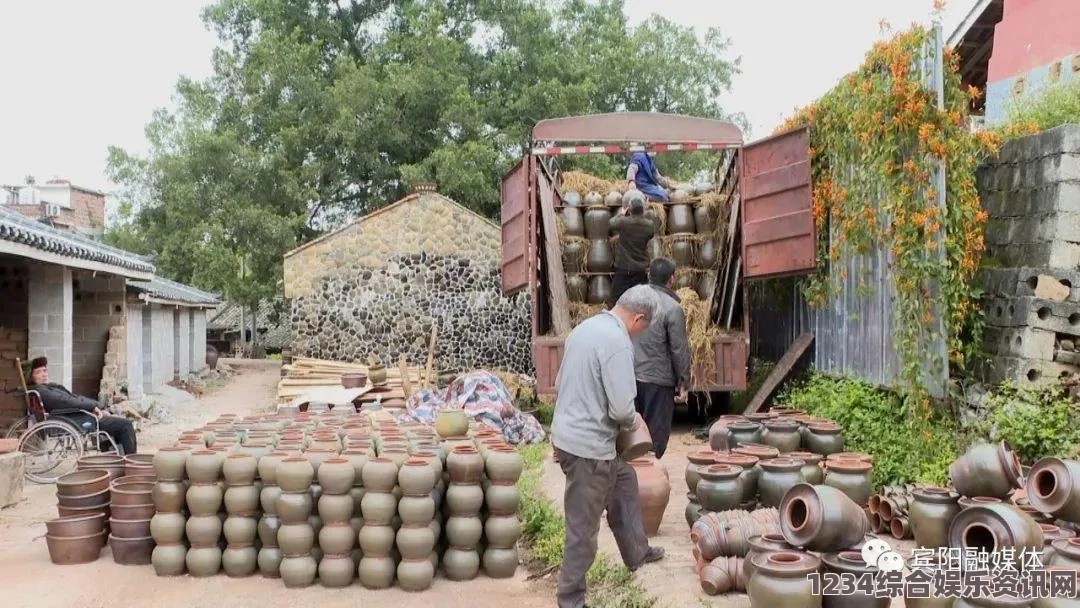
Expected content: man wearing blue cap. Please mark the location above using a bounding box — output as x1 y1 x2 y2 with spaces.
625 151 676 202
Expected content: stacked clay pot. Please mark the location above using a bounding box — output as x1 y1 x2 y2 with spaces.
696 464 743 513
396 458 437 591
483 444 523 579
445 446 485 581
185 450 224 576
151 447 190 575
257 451 287 577
359 456 399 589
277 455 317 588
110 475 155 565
713 452 760 509
222 453 259 577
49 470 112 565
747 551 822 607
909 487 961 549
823 458 873 507
691 508 782 560
317 456 356 587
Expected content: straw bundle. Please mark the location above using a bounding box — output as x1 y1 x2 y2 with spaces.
647 202 668 234
561 171 624 197
677 287 721 387
568 302 606 329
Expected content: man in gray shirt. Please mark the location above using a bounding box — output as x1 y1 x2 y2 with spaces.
552 285 666 608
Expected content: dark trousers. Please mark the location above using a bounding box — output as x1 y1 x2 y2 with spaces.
556 447 649 608
611 269 648 304
61 413 138 455
635 381 676 459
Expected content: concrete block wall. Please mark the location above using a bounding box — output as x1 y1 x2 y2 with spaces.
0 259 29 428
176 308 191 377
151 305 175 388
27 262 72 389
71 271 126 399
191 309 207 371
125 297 144 401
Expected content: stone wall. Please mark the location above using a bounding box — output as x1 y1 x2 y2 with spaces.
0 258 29 427
28 262 72 389
285 192 532 375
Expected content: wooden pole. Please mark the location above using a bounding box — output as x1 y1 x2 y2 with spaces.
423 325 438 388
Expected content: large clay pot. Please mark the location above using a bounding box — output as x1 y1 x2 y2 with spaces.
276 456 315 493
948 504 1043 568
152 542 187 576
224 485 260 514
261 484 283 516
485 514 522 548
758 458 805 508
748 552 822 608
605 191 622 207
1028 457 1080 522
587 239 614 273
668 204 695 234
186 545 222 577
150 512 185 544
821 551 890 607
360 491 397 524
361 457 399 493
647 237 663 261
1017 504 1054 525
443 547 480 581
728 422 763 448
395 558 434 591
319 523 355 555
695 204 718 233
152 481 185 513
447 447 485 484
368 365 388 387
483 546 518 578
910 487 961 549
696 238 719 268
566 274 587 302
744 533 792 582
258 545 283 577
435 410 469 439
584 207 612 239
318 494 353 523
673 270 695 290
358 556 396 589
397 524 436 560
186 483 223 516
277 491 313 524
485 446 524 483
560 207 585 237
318 554 354 587
685 450 717 495
685 494 704 527
696 464 743 513
277 523 315 555
222 454 258 486
317 457 355 495
398 459 437 497
587 275 612 304
714 453 760 504
399 495 436 526
708 416 746 451
1040 523 1076 565
358 523 396 556
824 459 873 507
629 459 671 537
185 515 222 546
762 420 801 453
696 272 717 300
804 424 845 456
222 544 258 577
785 452 824 485
152 447 190 482
486 482 520 515
904 555 955 608
670 237 695 266
223 516 258 545
691 509 782 560
258 514 281 547
186 450 223 484
563 191 583 207
280 555 317 588
780 484 869 552
950 441 1023 500
339 449 369 482
446 515 483 548
584 192 604 207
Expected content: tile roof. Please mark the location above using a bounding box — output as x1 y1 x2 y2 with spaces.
127 275 220 307
207 298 291 349
0 206 154 275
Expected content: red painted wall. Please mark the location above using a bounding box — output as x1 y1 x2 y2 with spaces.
987 0 1080 82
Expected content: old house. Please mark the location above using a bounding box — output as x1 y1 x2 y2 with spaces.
206 298 291 356
283 187 532 375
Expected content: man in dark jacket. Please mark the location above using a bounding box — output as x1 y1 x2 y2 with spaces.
632 258 692 459
27 357 138 454
609 196 659 303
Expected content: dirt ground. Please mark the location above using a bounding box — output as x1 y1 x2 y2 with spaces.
0 360 553 608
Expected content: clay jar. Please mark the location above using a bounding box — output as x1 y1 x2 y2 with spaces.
399 495 436 526
483 547 518 578
447 482 484 516
486 483 520 515
443 547 481 581
587 239 614 274
667 204 695 234
821 551 890 608
948 504 1044 568
758 458 805 509
150 512 186 544
278 523 315 555
824 459 873 507
317 457 355 495
1040 524 1076 565
397 558 435 592
318 494 354 523
744 533 792 582
223 545 257 577
152 481 185 513
358 524 396 556
587 275 612 304
747 552 822 608
685 450 717 495
186 545 222 577
781 484 869 552
727 421 762 448
446 516 483 547
276 456 315 493
319 523 355 555
629 459 671 537
340 449 369 482
277 491 313 524
224 485 260 514
950 441 1023 500
708 416 747 451
762 420 801 453
485 514 522 548
186 483 223 516
696 464 744 513
804 423 845 456
398 459 437 496
358 556 396 589
397 524 436 559
565 274 587 301
186 515 222 545
485 446 524 483
152 543 187 576
360 491 397 524
224 516 258 545
958 496 1003 510
222 454 257 486
685 493 704 527
361 457 399 493
910 487 961 549
447 446 485 484
714 453 760 504
280 555 317 588
583 207 612 239
785 451 824 485
318 555 355 588
1027 457 1080 522
185 450 223 483
152 447 190 481
560 207 584 237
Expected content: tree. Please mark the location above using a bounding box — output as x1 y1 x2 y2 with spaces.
107 0 741 306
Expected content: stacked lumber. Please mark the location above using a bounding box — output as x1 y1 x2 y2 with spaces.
277 357 424 403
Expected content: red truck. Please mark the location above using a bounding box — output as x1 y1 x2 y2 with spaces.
499 112 817 415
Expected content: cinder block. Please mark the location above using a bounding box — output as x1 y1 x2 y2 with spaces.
983 326 1056 360
6 329 26 343
984 295 1080 336
989 242 1080 268
996 125 1080 164
977 354 1080 386
0 451 25 508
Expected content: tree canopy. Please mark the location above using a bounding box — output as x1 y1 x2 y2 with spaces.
107 0 742 309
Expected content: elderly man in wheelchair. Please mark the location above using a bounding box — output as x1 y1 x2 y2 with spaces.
26 356 137 455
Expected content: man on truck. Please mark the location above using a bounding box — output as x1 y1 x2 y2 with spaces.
625 151 676 202
632 257 692 459
609 196 659 303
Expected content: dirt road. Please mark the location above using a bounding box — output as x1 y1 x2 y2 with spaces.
0 360 553 608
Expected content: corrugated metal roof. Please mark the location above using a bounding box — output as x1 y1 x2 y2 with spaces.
127 275 220 307
0 206 155 274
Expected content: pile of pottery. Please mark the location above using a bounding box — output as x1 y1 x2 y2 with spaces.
47 469 113 564
866 484 941 541
109 468 156 565
143 407 523 590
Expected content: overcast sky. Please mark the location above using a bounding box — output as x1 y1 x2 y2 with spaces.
0 0 974 196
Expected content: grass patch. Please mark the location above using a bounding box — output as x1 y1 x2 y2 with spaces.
516 442 655 607
968 381 1080 464
1003 79 1080 135
730 358 777 414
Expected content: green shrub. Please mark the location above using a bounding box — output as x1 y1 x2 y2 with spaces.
979 382 1080 464
778 374 959 487
1003 79 1080 135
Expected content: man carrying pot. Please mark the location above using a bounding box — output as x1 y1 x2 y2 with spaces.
551 285 666 608
609 196 659 303
26 356 138 454
632 257 691 460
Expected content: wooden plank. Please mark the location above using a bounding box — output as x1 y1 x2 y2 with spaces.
537 165 573 335
716 192 741 320
744 333 815 414
423 325 438 388
399 354 413 398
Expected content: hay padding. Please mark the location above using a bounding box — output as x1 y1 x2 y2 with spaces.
677 287 721 387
